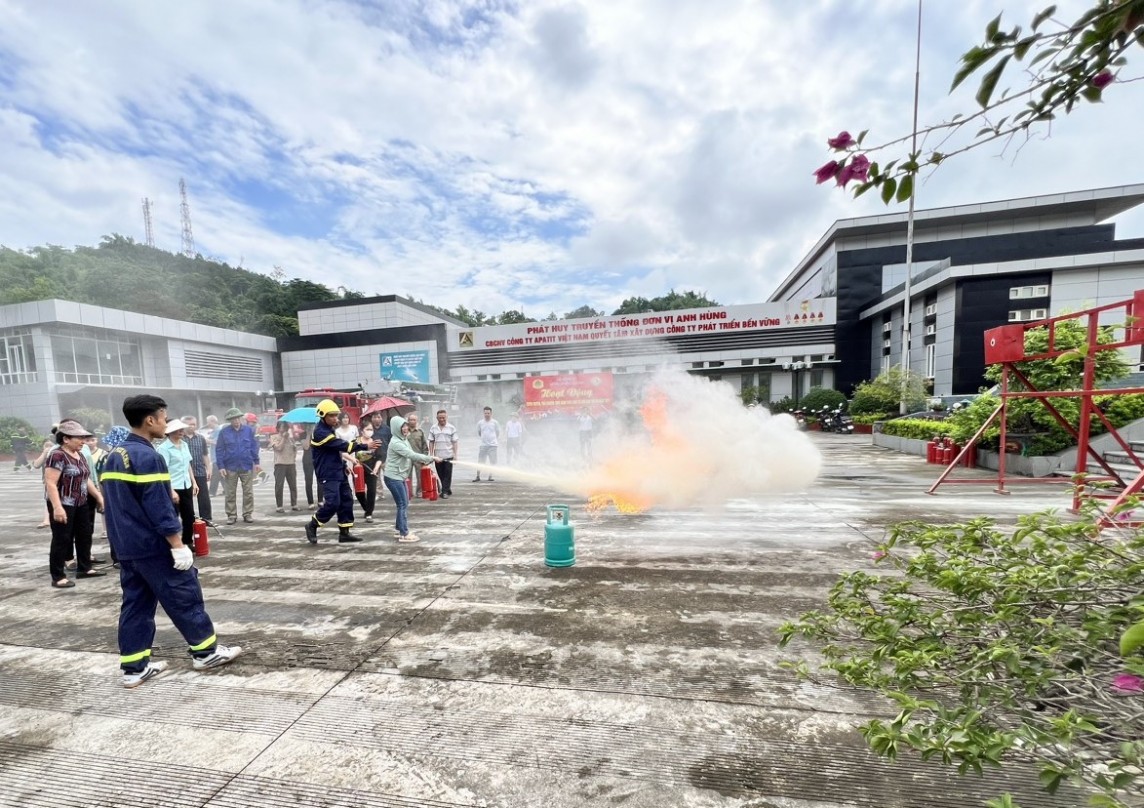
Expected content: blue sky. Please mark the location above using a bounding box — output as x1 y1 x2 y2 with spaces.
0 0 1141 318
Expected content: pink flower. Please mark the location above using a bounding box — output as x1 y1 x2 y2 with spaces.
814 160 842 184
1092 70 1114 89
827 131 855 150
1112 673 1144 693
872 550 887 561
836 154 871 187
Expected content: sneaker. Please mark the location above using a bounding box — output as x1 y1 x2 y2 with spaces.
398 533 420 543
192 644 244 671
364 515 373 523
307 503 317 510
290 506 299 511
226 517 237 525
276 507 285 513
123 661 169 689
243 516 254 523
472 476 481 482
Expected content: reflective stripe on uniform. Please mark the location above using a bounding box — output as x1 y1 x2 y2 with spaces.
311 434 335 447
100 471 171 484
337 522 354 528
189 634 217 652
120 648 152 664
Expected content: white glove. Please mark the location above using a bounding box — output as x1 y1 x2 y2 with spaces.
171 546 194 571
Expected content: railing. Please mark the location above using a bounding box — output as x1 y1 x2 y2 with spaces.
0 371 39 385
53 372 143 386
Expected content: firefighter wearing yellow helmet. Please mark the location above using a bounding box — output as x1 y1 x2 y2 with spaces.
305 400 377 544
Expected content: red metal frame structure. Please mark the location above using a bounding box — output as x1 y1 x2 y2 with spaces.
928 291 1144 521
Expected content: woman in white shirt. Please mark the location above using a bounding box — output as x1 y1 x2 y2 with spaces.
158 419 198 553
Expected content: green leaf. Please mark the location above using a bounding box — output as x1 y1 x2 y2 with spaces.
976 54 1013 108
881 178 897 205
854 182 874 198
1032 6 1057 32
1014 36 1037 60
985 12 1003 41
1039 767 1065 794
1120 618 1144 655
856 129 869 146
1081 85 1103 103
896 174 914 203
952 46 998 91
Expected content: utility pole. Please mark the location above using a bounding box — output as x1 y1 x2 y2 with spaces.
141 198 155 248
900 0 923 414
179 178 196 258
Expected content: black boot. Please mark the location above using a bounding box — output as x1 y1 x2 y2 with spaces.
338 526 363 543
305 518 319 544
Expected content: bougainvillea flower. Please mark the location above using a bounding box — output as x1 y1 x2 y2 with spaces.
871 550 887 561
827 131 854 150
1092 70 1114 89
814 160 842 184
1112 673 1144 693
836 154 871 187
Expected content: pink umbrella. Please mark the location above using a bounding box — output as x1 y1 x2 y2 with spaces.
361 396 415 417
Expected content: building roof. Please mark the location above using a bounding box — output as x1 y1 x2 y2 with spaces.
296 293 469 327
768 184 1144 301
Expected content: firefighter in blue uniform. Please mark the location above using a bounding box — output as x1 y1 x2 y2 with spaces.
305 398 378 544
101 394 243 688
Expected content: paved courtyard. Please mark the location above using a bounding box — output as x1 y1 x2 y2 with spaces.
0 435 1087 807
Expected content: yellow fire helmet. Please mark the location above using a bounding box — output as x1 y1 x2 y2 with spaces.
315 399 341 418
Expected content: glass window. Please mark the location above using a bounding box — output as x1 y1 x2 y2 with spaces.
925 344 936 378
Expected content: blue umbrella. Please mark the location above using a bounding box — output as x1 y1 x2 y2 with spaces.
278 406 319 424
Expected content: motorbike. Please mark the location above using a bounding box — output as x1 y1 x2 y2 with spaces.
821 406 854 434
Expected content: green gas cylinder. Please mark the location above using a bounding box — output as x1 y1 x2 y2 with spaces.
544 504 575 567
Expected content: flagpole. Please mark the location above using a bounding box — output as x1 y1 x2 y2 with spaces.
901 0 923 414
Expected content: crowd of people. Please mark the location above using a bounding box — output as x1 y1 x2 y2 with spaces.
11 396 595 688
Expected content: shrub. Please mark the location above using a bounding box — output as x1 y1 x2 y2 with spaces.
767 396 796 414
800 387 847 413
850 367 928 415
740 386 759 406
880 417 953 441
780 507 1144 807
0 416 42 455
851 412 895 425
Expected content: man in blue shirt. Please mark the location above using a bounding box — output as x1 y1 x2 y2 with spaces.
101 394 242 688
215 407 261 525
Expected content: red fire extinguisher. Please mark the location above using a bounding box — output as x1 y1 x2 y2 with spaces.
193 518 210 557
352 463 366 494
926 439 938 464
420 465 438 501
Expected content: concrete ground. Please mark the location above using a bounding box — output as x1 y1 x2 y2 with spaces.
0 435 1087 807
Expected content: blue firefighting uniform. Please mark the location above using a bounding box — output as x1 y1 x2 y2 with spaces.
311 421 367 529
101 433 218 673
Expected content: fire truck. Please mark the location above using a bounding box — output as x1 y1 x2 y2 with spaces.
293 389 370 424
254 410 285 446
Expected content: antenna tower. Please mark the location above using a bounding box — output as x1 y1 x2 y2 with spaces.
179 178 196 258
141 198 155 248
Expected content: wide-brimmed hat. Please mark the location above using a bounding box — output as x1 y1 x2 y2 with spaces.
165 418 188 435
103 425 130 450
224 407 244 420
56 419 94 438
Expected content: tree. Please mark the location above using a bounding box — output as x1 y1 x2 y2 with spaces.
780 507 1144 807
495 309 532 325
564 305 604 319
612 289 720 315
816 2 1144 203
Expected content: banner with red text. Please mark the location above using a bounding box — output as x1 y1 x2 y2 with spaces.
523 372 613 417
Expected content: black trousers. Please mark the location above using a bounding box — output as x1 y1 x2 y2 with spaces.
355 469 378 516
194 474 212 521
435 459 453 495
48 502 93 581
174 487 196 551
303 457 315 505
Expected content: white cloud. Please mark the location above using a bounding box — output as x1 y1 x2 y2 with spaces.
0 0 1141 317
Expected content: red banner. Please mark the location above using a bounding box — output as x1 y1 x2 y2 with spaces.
523 372 613 416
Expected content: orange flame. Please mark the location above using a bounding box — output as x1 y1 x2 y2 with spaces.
584 388 674 515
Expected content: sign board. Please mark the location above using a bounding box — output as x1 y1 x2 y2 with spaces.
450 299 836 351
379 350 430 383
523 372 613 416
